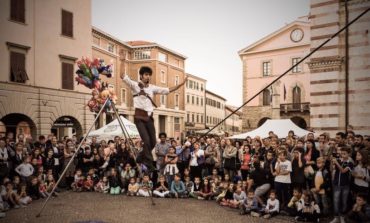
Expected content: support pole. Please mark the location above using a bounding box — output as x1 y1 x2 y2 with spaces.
36 99 110 217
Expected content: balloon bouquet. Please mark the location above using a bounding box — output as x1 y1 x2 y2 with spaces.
75 57 117 114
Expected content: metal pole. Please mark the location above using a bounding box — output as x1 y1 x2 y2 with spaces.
202 7 370 137
36 99 110 217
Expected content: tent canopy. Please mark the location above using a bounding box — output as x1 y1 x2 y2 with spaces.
194 129 225 136
229 119 312 139
87 116 140 140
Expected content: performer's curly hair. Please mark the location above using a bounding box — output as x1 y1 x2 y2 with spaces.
139 66 152 76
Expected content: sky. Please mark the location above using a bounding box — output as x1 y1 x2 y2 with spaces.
92 0 310 106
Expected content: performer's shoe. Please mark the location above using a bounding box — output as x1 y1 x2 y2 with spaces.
144 163 158 173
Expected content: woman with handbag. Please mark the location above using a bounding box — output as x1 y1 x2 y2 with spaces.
223 139 237 181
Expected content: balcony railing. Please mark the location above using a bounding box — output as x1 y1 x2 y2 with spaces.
280 102 310 113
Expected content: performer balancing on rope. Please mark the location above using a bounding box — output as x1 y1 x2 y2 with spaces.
121 66 187 172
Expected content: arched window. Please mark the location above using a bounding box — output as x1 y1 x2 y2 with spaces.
292 86 301 109
262 89 271 106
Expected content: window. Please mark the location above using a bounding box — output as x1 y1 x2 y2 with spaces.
192 96 194 104
189 80 193 89
262 61 271 76
175 75 179 85
201 115 203 123
196 97 199 105
196 114 199 123
10 51 28 83
292 58 302 73
61 62 74 90
262 89 271 106
160 95 166 106
134 50 151 60
200 84 204 91
158 52 167 62
187 113 189 122
174 117 180 131
192 114 194 122
292 86 301 109
187 95 190 103
201 98 203 106
160 70 166 83
108 43 115 53
61 9 73 37
186 80 189 88
175 94 179 107
10 0 25 23
121 88 127 104
93 36 100 46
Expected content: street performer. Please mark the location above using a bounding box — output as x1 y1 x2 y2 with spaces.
121 66 187 172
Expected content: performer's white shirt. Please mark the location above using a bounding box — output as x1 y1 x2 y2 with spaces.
123 75 169 115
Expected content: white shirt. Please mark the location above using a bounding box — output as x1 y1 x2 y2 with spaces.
15 163 34 177
353 165 369 187
189 150 205 166
275 160 292 184
123 75 169 115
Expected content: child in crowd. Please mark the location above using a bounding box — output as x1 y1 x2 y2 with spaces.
190 177 202 198
262 190 279 219
4 182 21 208
84 175 94 192
285 187 302 216
240 190 259 216
345 193 370 223
163 146 179 187
45 174 57 196
71 169 83 192
211 177 222 199
311 157 330 215
137 174 153 197
39 180 48 198
27 176 40 200
295 191 320 222
273 150 291 209
127 177 139 196
330 147 353 223
109 168 121 195
17 184 32 206
94 176 109 193
220 183 234 207
184 176 194 197
153 175 170 198
198 177 212 200
120 163 136 192
229 185 246 208
170 174 186 198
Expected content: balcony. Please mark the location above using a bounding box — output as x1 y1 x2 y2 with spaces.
280 102 310 114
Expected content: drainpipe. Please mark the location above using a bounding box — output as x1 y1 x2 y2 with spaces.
345 0 349 132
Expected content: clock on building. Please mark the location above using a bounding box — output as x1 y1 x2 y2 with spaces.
290 28 304 42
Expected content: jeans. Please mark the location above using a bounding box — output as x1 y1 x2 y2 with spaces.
333 185 350 216
134 117 156 167
313 192 329 215
274 182 290 208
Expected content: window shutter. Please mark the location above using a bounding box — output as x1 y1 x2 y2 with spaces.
10 51 27 83
18 0 25 23
10 0 25 23
62 10 73 37
62 62 74 90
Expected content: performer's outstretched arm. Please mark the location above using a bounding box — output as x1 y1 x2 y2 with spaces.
169 76 188 93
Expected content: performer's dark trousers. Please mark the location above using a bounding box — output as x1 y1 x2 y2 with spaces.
134 117 156 167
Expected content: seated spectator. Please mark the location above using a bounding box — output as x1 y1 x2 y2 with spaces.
189 177 201 199
229 185 246 208
345 193 370 223
153 175 170 198
137 174 153 197
285 187 302 216
17 184 32 206
261 190 279 219
27 176 40 200
239 190 259 216
295 191 320 222
4 182 21 208
170 174 186 198
94 176 109 194
184 176 194 197
108 168 121 195
219 183 234 207
127 177 139 196
84 175 94 192
198 177 212 200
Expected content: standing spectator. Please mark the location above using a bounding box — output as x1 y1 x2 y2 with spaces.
223 139 237 181
189 142 204 181
352 150 369 199
291 149 305 191
273 150 292 209
239 144 251 181
154 132 171 174
15 156 34 183
176 141 191 177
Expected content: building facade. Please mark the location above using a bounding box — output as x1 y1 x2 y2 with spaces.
205 90 226 133
225 105 243 135
184 73 207 135
239 16 311 132
92 28 187 140
0 0 94 140
307 0 370 135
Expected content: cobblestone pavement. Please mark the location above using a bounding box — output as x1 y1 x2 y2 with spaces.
0 191 298 223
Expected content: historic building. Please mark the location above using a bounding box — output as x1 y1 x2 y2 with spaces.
184 73 207 135
0 0 94 140
307 0 370 135
239 16 311 132
225 105 243 135
92 27 187 140
205 90 226 133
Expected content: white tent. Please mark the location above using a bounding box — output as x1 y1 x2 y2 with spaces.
194 129 225 136
229 119 312 139
87 116 140 140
